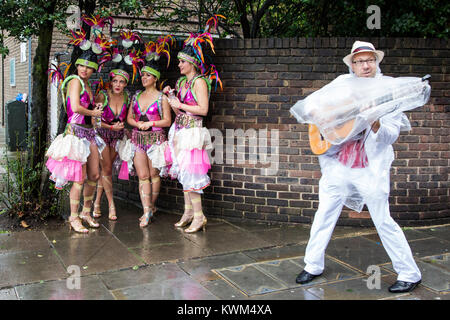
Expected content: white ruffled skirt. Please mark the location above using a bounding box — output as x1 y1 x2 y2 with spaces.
167 123 213 193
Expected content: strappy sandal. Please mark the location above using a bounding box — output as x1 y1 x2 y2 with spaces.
184 212 207 233
139 207 153 228
79 208 100 228
174 204 194 227
69 216 89 234
93 203 102 218
108 204 117 221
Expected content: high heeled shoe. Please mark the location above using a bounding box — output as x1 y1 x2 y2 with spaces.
93 203 102 218
174 204 193 227
68 216 89 234
108 204 117 221
79 208 100 228
184 216 207 233
139 207 153 228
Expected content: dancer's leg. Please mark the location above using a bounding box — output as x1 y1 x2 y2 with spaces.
184 191 207 233
174 191 194 227
134 151 152 227
79 143 100 228
68 180 88 233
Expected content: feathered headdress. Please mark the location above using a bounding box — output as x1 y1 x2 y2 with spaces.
143 34 175 67
178 14 225 90
124 47 145 84
68 28 91 50
140 34 175 81
119 29 143 48
66 13 116 72
47 62 71 89
82 14 114 35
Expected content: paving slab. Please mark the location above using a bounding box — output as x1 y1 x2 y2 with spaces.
213 255 363 298
421 253 450 272
414 226 450 242
0 231 51 253
0 248 67 288
49 232 145 276
111 277 218 300
408 237 450 258
304 275 406 300
0 200 448 301
246 224 312 246
325 236 391 273
99 263 189 290
15 275 114 300
183 221 273 255
242 243 306 262
178 252 256 283
202 279 249 300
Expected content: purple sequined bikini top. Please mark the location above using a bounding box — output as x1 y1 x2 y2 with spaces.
99 90 129 124
132 91 163 132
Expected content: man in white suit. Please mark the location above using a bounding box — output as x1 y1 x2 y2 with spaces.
295 41 422 293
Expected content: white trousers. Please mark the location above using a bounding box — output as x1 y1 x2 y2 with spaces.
304 175 421 283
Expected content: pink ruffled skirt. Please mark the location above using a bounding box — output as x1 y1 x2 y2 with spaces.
45 124 96 189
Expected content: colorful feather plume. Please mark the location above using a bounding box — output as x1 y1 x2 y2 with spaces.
206 64 223 91
143 34 175 67
204 14 226 33
68 28 91 50
91 77 110 96
91 33 117 54
124 48 145 84
47 62 71 90
119 29 143 48
182 15 225 74
82 14 114 34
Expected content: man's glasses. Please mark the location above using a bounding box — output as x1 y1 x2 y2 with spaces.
352 58 376 66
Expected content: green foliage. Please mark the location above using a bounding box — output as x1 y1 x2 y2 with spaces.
149 0 241 37
259 0 449 38
0 144 64 222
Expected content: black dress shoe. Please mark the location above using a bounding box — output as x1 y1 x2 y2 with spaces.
295 270 322 284
388 280 421 293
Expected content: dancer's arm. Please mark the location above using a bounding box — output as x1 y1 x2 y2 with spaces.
169 78 209 116
68 79 102 117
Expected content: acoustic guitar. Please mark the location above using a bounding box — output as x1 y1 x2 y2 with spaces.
308 75 431 155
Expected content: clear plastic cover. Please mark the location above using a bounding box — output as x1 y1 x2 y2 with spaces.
290 75 431 145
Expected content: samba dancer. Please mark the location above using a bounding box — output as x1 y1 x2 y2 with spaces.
292 41 422 293
126 37 173 228
163 15 223 233
92 62 130 221
46 14 116 233
46 48 104 233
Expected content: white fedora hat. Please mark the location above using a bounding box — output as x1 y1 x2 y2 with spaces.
343 40 384 67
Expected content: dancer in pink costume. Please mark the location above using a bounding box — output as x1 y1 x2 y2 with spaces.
46 14 116 233
163 15 224 233
126 37 174 228
92 63 130 221
46 49 105 233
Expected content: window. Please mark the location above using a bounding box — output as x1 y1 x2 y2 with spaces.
20 42 27 62
10 58 15 87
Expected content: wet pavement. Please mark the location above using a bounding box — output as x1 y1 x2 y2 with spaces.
0 200 448 300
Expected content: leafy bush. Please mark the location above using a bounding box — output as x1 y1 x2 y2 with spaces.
0 143 66 226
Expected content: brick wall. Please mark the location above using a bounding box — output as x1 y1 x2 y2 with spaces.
112 37 449 227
